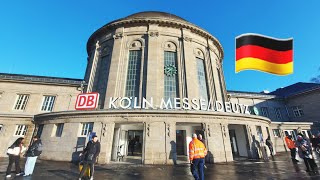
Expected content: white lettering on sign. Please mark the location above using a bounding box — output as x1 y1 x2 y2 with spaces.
75 93 99 110
104 97 251 115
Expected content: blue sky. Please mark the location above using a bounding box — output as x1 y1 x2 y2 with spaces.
0 0 319 92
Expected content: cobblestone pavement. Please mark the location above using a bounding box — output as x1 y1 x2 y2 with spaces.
1 152 320 180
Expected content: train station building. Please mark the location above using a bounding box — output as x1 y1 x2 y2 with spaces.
0 12 319 164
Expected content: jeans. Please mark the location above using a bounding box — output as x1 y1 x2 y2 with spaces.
6 155 21 175
24 156 38 175
79 162 94 178
191 158 205 180
304 158 315 171
290 148 296 160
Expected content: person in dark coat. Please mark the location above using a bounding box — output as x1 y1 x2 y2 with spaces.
24 136 42 176
296 135 316 173
129 139 136 156
265 136 274 157
78 135 101 180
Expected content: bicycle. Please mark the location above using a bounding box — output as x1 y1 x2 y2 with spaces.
117 144 124 161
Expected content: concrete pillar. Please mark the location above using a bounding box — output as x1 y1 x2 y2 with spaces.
98 122 115 164
165 122 176 165
182 29 199 99
104 28 125 108
144 122 166 164
146 25 161 106
206 123 233 163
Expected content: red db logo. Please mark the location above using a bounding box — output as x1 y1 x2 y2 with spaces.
75 93 99 110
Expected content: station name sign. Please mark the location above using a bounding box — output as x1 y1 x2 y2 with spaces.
108 97 251 115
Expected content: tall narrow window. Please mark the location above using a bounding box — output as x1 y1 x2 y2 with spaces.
80 122 94 137
164 51 179 103
55 123 64 137
125 50 142 106
36 124 44 138
41 96 56 111
14 125 28 136
14 94 29 110
196 58 209 106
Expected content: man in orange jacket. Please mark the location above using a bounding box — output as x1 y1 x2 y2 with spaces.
189 133 207 180
285 135 299 163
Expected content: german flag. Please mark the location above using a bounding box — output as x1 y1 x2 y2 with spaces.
236 34 293 75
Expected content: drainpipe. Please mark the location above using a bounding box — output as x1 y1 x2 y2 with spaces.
30 116 36 146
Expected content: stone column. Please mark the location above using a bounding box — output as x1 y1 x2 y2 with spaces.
165 122 176 165
144 122 166 164
182 29 199 100
104 27 125 108
87 41 101 93
206 123 233 163
146 25 160 107
98 122 115 164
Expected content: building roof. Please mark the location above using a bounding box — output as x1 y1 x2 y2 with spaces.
227 90 278 99
124 11 187 22
269 82 320 98
0 73 83 86
86 11 224 60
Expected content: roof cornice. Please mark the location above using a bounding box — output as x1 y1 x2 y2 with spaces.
87 18 224 61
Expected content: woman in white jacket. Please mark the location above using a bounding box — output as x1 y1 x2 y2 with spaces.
6 137 26 178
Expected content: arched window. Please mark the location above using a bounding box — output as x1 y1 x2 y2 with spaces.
125 40 143 106
164 42 179 104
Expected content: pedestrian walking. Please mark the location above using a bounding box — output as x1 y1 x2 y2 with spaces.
296 135 316 173
6 137 27 178
129 138 136 156
265 136 274 157
284 135 299 163
78 135 101 180
189 133 207 180
24 136 43 176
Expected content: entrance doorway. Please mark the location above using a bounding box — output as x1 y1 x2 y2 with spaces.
176 123 203 164
176 130 185 155
128 130 143 156
229 129 239 157
228 124 250 159
111 123 144 164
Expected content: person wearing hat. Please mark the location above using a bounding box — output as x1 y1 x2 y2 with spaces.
23 136 43 176
78 134 101 180
296 135 316 173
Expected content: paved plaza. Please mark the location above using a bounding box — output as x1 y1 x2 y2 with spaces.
1 152 320 180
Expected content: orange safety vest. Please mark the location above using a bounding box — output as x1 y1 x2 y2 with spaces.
285 136 296 149
189 138 207 160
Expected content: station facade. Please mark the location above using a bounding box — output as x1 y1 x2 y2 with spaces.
0 12 318 164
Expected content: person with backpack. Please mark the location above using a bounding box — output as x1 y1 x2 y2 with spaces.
23 136 42 176
6 137 27 178
78 135 101 180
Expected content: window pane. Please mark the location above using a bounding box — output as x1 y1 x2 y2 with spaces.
164 51 179 106
125 50 142 107
14 94 29 110
41 96 56 111
197 58 209 109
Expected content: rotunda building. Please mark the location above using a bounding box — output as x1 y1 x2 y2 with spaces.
35 11 271 164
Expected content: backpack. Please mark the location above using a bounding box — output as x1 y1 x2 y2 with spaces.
33 142 43 156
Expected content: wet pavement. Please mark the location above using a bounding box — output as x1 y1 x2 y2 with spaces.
1 152 320 180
